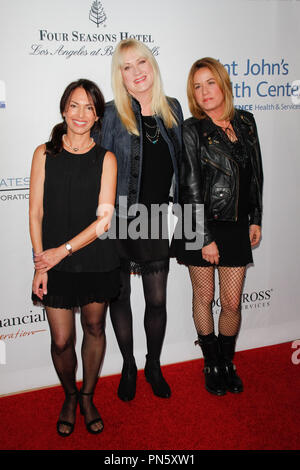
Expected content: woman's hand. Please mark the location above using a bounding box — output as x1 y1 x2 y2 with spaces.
96 202 115 236
34 246 66 273
249 224 261 247
32 270 48 300
202 241 219 265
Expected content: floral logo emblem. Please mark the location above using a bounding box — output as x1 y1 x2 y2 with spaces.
89 1 107 28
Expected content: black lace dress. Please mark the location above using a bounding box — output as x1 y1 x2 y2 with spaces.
31 144 120 309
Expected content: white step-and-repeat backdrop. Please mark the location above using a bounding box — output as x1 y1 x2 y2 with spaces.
1 0 300 395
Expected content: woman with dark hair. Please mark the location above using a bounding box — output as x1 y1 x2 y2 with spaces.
29 79 119 436
175 58 263 396
100 39 183 402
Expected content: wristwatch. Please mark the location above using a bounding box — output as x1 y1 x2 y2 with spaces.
65 243 73 256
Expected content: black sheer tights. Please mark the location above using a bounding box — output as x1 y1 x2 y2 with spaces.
109 267 168 364
46 301 107 433
188 266 246 337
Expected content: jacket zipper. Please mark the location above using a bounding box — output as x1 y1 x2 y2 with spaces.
224 155 239 221
204 155 239 221
253 173 261 207
203 157 231 176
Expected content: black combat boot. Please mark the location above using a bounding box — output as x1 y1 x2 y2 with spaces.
196 333 227 396
218 334 243 393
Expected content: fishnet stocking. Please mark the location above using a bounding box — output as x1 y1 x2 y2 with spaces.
218 267 246 337
188 266 215 336
188 266 246 337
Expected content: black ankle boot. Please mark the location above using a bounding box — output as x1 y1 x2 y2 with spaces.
196 334 227 396
218 334 243 393
118 360 137 402
144 355 171 398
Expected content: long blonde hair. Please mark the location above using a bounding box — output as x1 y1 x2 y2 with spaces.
111 39 178 135
187 57 235 121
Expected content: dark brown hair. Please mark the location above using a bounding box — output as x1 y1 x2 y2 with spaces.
47 79 105 156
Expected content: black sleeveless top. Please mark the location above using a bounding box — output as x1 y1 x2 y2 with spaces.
42 144 119 273
139 115 173 207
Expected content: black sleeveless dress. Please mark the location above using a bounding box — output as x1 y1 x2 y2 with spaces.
31 144 120 309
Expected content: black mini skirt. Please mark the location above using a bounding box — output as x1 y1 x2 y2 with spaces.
31 268 120 309
173 217 253 268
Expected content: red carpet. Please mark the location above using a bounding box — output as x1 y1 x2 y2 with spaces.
0 341 299 451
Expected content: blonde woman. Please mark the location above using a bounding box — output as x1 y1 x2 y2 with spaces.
175 58 263 395
100 39 183 401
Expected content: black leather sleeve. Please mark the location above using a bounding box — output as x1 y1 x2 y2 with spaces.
248 115 263 226
180 121 214 247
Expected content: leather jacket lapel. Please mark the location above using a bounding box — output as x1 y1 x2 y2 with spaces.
198 118 234 175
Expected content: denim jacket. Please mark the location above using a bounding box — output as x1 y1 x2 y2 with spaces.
99 97 183 218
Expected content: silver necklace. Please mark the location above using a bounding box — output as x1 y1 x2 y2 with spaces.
63 134 94 152
144 120 160 144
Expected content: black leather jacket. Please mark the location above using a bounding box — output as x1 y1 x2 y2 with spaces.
180 110 263 246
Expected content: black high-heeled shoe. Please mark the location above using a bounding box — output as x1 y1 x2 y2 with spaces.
79 390 104 434
56 390 78 437
118 361 138 401
144 355 171 398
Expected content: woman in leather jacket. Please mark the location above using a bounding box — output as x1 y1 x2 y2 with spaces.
175 57 263 396
101 39 183 402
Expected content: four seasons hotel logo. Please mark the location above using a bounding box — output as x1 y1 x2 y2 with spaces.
89 0 107 27
28 0 158 60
